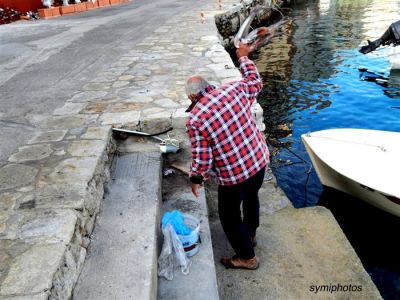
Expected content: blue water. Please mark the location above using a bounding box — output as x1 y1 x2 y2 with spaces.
255 1 400 207
269 50 400 207
254 0 400 298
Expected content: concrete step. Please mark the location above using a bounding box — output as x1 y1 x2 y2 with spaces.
204 172 382 299
73 148 162 300
210 205 382 299
157 171 219 300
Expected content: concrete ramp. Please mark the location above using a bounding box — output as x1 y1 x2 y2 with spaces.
73 151 162 300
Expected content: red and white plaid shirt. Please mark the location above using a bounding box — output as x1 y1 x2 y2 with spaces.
186 56 269 186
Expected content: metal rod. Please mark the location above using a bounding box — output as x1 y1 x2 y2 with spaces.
112 128 164 142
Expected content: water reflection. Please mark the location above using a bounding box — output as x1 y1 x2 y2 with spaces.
360 68 400 98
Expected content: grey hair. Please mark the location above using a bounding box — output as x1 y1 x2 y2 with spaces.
185 76 211 96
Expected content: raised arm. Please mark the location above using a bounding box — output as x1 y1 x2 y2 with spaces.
236 43 263 104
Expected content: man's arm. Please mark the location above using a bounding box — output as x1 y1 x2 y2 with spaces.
187 122 212 189
236 43 263 104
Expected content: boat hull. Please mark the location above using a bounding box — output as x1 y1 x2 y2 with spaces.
389 46 400 69
302 130 400 217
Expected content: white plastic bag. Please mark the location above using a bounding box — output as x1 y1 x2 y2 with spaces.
158 224 191 280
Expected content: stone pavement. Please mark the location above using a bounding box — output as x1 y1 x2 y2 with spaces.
0 0 264 298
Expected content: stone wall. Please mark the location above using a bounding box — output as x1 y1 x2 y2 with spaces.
214 0 288 49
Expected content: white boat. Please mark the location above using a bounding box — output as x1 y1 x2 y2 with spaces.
301 128 400 217
388 46 400 70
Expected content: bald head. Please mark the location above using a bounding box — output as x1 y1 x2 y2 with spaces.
185 76 211 98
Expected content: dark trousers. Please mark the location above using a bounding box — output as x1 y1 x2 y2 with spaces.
218 167 265 259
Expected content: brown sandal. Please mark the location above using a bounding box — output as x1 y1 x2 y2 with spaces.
220 255 259 270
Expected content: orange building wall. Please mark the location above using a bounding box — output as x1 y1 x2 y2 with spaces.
0 0 44 13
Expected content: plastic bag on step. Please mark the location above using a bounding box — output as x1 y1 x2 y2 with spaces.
161 210 192 235
158 223 192 280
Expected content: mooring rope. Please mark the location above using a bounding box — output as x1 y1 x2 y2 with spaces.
304 133 388 152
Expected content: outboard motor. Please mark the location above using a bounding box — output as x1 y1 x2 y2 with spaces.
359 20 400 54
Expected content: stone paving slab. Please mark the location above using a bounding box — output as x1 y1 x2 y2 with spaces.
8 145 53 163
0 165 39 192
27 130 68 145
1 293 49 300
0 240 66 297
0 209 77 243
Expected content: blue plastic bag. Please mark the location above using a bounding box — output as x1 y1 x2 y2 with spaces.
161 210 192 235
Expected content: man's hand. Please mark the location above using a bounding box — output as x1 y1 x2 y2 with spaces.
236 42 253 59
191 183 200 198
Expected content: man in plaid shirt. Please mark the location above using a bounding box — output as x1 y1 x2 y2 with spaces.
185 43 269 270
